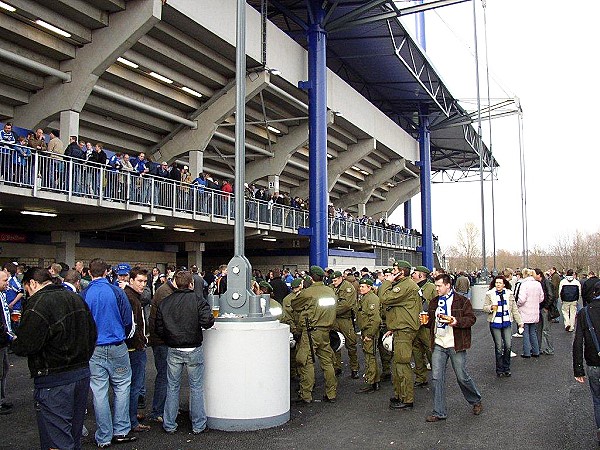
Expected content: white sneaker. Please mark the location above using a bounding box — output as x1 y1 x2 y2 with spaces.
512 333 523 338
510 351 517 357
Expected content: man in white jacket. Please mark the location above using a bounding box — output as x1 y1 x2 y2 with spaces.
558 269 581 332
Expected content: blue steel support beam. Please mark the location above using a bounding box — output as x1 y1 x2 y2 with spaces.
306 1 329 268
404 202 412 229
418 107 434 270
415 1 433 269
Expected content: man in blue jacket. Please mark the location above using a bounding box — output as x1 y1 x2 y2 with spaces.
81 258 136 448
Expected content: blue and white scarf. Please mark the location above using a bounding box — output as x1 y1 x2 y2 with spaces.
491 289 511 329
435 290 453 336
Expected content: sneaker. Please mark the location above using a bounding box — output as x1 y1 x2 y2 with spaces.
510 351 517 357
512 333 523 338
425 415 446 422
96 441 111 448
192 427 210 435
137 395 146 409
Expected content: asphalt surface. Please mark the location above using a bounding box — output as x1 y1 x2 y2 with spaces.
1 312 596 450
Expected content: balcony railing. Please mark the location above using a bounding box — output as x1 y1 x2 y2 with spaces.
0 144 434 253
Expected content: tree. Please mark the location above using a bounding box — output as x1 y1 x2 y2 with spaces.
448 222 481 272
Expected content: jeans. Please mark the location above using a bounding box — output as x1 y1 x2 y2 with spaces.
431 344 481 419
489 325 512 374
538 309 554 354
150 345 168 420
163 347 207 433
586 365 600 431
128 349 147 428
89 343 132 445
522 323 540 357
34 376 89 450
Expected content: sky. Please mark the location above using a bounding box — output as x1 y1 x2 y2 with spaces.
388 0 600 256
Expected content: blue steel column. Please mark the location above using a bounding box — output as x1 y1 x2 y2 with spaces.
415 1 433 270
404 202 412 229
418 109 433 270
307 3 328 268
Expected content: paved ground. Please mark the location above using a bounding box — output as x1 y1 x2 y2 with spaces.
1 312 596 449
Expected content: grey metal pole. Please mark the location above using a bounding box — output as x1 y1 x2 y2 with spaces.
472 0 487 278
482 0 496 274
517 102 529 267
234 0 246 257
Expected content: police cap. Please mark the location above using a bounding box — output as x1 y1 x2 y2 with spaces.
332 270 343 278
394 260 411 269
359 278 373 286
414 265 431 274
310 265 325 276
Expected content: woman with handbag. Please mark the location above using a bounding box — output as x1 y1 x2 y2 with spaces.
534 268 556 355
483 275 523 377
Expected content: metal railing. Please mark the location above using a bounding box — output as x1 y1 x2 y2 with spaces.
0 144 432 252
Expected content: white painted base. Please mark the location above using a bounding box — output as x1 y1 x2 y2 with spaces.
471 284 488 310
203 320 290 431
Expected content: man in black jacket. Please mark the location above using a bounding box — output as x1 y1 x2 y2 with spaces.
155 270 214 435
13 267 97 450
582 271 600 307
574 281 600 445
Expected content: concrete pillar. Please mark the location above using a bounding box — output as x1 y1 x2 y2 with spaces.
189 150 204 179
185 241 206 271
358 202 366 217
267 175 280 195
51 231 80 268
60 110 80 143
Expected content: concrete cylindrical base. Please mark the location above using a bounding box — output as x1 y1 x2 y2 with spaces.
471 283 488 310
203 320 290 431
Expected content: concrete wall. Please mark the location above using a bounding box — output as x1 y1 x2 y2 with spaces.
0 242 176 270
169 0 418 161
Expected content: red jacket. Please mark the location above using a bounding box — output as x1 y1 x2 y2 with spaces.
426 292 476 352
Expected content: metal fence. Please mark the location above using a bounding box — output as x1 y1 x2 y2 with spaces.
0 144 431 251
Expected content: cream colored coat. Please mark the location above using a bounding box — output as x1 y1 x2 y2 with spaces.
483 288 523 326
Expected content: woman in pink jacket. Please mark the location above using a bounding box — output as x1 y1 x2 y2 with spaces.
516 268 545 358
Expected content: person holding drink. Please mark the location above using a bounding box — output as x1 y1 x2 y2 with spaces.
421 274 482 422
483 275 523 377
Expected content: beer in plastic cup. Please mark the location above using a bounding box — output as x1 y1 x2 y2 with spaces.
419 311 429 325
212 306 220 318
10 310 21 323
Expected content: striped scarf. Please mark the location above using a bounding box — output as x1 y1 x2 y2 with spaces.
491 289 511 329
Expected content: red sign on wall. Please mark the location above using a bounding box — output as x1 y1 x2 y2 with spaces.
0 233 27 243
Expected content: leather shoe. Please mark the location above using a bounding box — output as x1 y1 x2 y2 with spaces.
322 395 336 403
356 383 378 394
380 373 392 382
335 368 342 376
389 401 413 410
350 370 359 379
293 397 312 405
192 427 210 435
389 396 401 404
0 404 13 415
426 415 446 422
414 381 428 387
472 402 483 415
503 372 512 377
111 434 137 444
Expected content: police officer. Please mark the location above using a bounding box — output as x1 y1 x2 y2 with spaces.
376 268 394 381
292 266 338 404
380 260 421 410
356 278 381 393
411 266 436 387
281 278 304 380
331 271 359 379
